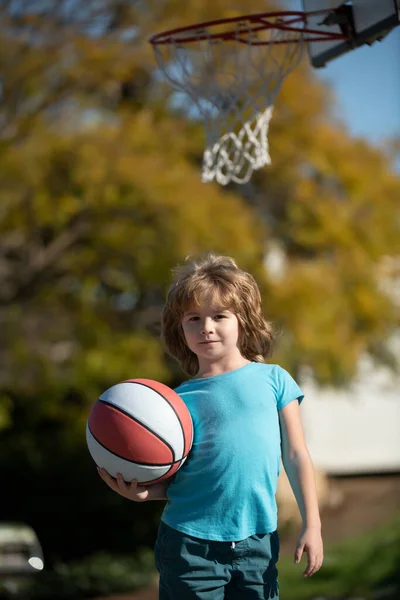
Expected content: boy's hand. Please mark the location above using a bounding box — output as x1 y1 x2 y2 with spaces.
294 526 324 578
97 468 168 502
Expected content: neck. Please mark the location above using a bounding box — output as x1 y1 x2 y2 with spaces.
195 354 250 379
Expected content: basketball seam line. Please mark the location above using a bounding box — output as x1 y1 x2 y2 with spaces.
87 421 190 467
119 380 191 455
97 398 177 462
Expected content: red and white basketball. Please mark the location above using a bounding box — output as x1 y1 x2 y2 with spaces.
86 379 193 485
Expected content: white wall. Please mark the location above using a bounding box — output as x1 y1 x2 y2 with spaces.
300 356 400 475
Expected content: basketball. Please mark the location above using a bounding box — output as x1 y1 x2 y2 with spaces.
86 379 193 485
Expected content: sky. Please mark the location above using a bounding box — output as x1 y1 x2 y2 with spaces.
314 27 400 147
283 1 400 152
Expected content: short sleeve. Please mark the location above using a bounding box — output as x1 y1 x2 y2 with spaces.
274 366 304 411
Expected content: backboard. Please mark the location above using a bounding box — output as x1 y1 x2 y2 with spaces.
303 0 400 68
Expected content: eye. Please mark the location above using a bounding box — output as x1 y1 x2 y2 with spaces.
188 316 200 322
214 314 226 320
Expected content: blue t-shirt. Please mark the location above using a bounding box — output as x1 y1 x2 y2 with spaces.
161 362 304 541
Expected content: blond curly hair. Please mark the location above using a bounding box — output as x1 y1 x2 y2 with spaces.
162 253 275 376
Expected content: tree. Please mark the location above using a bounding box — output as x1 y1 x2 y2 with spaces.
253 64 400 382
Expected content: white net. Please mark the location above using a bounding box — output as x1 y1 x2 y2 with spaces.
152 14 305 185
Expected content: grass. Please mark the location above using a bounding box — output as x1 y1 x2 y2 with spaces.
279 511 400 600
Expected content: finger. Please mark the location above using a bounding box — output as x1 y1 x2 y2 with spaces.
304 565 315 577
309 556 323 576
294 543 304 564
126 479 143 497
304 554 316 577
97 467 111 481
304 554 319 577
116 473 129 492
98 468 118 491
134 482 150 501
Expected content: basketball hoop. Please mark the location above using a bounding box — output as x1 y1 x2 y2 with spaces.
150 10 351 185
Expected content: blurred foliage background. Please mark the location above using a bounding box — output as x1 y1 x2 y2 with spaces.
0 0 399 598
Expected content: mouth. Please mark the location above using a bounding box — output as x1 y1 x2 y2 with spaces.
199 341 219 344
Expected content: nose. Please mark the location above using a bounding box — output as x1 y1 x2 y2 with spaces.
201 318 214 335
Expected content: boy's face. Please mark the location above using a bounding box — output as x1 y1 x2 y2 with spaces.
181 299 240 362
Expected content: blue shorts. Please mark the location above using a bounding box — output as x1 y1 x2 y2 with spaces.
154 521 280 599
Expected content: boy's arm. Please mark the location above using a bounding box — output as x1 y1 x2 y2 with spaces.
144 479 170 501
279 400 324 577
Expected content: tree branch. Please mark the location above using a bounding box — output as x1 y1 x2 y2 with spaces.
0 211 91 305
